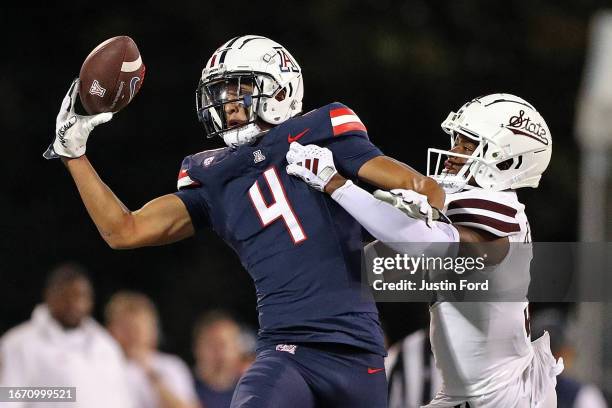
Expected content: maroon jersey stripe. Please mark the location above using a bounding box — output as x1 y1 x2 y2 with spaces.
449 213 521 234
447 198 517 217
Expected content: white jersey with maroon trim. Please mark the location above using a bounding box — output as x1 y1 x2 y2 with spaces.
429 188 534 398
443 188 531 241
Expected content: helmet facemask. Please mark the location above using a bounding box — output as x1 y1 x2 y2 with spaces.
427 127 487 193
196 72 282 147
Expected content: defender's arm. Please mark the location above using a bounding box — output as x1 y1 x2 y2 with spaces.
63 156 194 249
329 180 508 262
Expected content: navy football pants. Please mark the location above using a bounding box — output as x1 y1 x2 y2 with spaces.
230 343 388 408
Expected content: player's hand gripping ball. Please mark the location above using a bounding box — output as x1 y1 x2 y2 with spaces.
43 79 113 159
43 36 145 159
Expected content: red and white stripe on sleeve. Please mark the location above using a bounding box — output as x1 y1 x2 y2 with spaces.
445 198 521 237
177 168 201 190
330 107 367 136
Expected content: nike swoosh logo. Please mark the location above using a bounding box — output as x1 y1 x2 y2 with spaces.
288 128 310 143
367 368 385 374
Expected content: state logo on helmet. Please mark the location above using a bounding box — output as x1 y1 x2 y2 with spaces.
196 35 304 147
427 93 552 193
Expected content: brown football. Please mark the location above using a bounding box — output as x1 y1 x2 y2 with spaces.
78 36 145 114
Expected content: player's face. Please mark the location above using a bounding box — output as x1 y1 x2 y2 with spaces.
444 133 478 175
220 80 254 128
46 278 93 329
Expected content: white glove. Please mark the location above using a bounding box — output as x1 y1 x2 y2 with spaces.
286 142 338 191
43 79 113 159
373 189 435 226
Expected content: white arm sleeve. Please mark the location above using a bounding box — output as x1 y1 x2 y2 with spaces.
331 180 459 253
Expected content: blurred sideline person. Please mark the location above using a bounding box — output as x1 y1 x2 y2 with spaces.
286 94 563 407
44 34 447 407
236 325 257 376
106 291 200 408
531 309 608 408
385 328 442 408
0 263 133 408
192 311 243 408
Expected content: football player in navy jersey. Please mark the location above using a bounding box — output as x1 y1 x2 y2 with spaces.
44 35 445 407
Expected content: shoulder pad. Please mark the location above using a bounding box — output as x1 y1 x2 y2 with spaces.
286 102 369 146
327 102 368 137
176 147 229 190
444 190 523 237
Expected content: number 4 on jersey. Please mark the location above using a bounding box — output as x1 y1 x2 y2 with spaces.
249 167 307 244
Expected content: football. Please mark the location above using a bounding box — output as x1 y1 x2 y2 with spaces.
78 36 145 114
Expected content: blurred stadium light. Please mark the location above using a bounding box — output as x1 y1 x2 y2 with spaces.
575 9 612 395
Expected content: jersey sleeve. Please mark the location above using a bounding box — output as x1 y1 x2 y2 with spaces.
445 197 522 237
323 103 383 178
173 156 211 230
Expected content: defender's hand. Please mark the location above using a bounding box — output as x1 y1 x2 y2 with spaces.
373 189 438 226
286 142 338 192
43 79 113 160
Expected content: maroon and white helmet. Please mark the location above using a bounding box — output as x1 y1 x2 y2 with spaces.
428 93 552 192
196 35 304 147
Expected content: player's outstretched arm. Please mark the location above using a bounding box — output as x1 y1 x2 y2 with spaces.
286 142 455 244
356 156 445 209
286 142 508 262
62 156 194 249
285 141 443 210
46 80 194 249
330 177 509 262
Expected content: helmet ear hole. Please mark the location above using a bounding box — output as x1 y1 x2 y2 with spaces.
496 158 514 170
275 88 287 102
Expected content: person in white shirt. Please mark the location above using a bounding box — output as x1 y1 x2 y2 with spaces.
105 291 199 408
0 262 134 408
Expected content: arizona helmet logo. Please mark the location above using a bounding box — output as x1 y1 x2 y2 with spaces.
89 80 106 97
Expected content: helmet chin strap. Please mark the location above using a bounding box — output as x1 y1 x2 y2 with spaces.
222 122 266 147
433 173 469 194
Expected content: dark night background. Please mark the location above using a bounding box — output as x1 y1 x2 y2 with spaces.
0 1 601 364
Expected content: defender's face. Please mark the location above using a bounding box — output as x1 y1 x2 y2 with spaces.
444 133 478 175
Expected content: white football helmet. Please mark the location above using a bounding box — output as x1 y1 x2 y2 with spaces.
196 35 304 147
427 93 552 193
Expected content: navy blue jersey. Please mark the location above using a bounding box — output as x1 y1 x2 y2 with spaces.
175 103 385 356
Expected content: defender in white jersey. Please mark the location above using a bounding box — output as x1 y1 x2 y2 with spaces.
285 94 563 407
427 187 536 405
